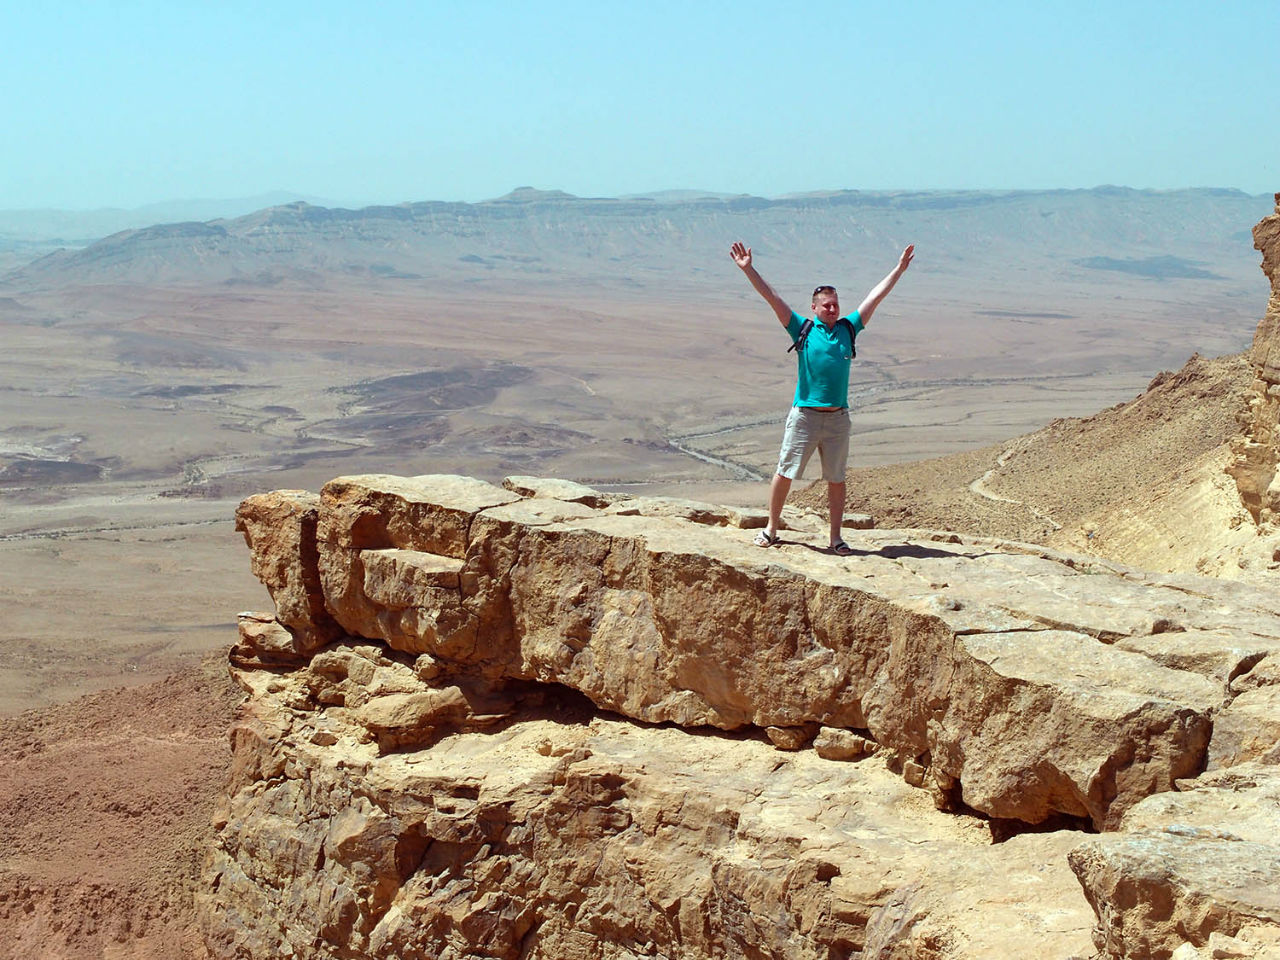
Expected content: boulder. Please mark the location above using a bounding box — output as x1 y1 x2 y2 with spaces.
501 474 613 508
1069 832 1280 960
1069 763 1280 960
235 489 341 653
604 493 768 528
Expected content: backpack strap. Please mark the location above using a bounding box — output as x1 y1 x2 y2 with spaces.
838 317 857 358
786 318 814 353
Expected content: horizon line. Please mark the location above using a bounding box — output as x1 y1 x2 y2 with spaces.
2 184 1274 217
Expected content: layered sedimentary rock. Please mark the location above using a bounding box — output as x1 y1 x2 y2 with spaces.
1229 193 1280 524
206 697 1098 959
205 474 1280 959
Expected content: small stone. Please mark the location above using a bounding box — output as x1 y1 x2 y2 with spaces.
903 759 927 787
414 654 443 681
1208 931 1255 958
813 728 875 762
765 725 815 750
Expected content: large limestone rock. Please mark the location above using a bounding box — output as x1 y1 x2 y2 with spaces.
235 489 342 658
1070 832 1280 960
207 473 1280 959
301 475 1280 829
1208 655 1280 770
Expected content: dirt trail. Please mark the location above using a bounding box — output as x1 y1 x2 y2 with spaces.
967 438 1064 531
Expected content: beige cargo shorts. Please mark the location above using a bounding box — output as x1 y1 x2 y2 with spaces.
776 406 850 482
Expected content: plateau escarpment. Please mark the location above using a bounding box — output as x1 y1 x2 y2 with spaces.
204 474 1280 959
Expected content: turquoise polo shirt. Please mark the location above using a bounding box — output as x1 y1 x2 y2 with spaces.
786 310 863 408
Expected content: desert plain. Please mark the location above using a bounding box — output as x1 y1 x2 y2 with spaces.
0 187 1272 715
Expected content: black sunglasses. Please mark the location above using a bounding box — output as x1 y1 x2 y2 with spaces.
812 285 837 297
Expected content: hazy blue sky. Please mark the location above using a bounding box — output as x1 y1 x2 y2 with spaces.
4 0 1276 209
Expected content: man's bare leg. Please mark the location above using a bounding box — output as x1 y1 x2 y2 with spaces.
827 480 846 546
766 473 792 538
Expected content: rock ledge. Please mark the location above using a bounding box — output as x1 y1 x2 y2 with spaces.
205 474 1280 959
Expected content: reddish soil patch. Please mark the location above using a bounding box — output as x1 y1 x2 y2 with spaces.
0 653 242 959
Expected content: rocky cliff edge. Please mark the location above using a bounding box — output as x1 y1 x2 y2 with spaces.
202 474 1280 959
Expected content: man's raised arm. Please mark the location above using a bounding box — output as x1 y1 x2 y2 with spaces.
730 241 793 326
856 244 915 326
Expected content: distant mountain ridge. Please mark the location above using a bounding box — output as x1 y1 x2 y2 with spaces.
2 187 1271 291
0 192 362 243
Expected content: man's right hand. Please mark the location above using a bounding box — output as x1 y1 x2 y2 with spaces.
730 241 752 270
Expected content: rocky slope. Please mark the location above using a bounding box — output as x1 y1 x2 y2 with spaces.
809 353 1250 538
200 472 1280 959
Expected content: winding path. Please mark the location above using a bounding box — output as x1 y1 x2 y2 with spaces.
968 439 1063 531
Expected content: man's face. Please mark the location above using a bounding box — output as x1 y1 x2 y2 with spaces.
812 291 840 324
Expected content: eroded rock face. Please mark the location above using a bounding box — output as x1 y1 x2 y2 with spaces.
1229 194 1280 523
206 474 1280 959
204 678 1095 960
235 489 342 658
305 475 1279 829
1070 833 1280 960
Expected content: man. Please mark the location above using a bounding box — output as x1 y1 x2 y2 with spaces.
730 240 914 555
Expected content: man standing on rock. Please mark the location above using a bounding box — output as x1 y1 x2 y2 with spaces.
730 240 914 555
